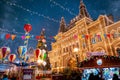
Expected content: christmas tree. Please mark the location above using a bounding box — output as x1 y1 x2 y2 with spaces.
36 28 51 70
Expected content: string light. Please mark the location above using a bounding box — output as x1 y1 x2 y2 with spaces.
50 0 76 16
3 0 59 23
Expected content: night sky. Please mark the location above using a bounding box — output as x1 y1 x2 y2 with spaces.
0 0 120 53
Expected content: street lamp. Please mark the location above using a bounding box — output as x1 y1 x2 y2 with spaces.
73 48 79 67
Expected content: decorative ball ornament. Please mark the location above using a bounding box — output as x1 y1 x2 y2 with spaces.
24 24 32 32
1 47 11 59
42 49 46 54
37 59 43 64
35 49 41 59
42 39 46 43
97 59 102 65
44 44 47 48
42 53 47 60
17 46 27 57
43 61 47 66
8 54 16 62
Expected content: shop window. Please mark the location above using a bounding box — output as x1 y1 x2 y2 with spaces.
82 43 86 48
76 43 79 48
66 47 68 52
91 37 96 44
63 48 65 53
55 62 57 68
98 35 102 42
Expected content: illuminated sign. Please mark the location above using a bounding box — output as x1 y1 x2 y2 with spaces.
87 52 105 57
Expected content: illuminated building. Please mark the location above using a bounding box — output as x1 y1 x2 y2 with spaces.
49 0 120 70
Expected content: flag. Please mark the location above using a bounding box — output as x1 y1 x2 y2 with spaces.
26 36 30 39
74 34 78 39
21 35 25 40
11 34 16 40
5 34 11 40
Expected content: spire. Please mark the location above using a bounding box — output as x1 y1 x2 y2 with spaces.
58 17 66 33
79 0 91 18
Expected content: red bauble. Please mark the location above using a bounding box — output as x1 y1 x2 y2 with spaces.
35 49 41 59
8 54 16 62
24 24 32 32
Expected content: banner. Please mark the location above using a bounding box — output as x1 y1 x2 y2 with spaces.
87 52 106 58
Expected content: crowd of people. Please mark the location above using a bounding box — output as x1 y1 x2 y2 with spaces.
88 73 120 80
0 74 18 80
0 73 119 80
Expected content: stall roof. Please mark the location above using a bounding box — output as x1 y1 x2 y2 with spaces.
78 56 120 69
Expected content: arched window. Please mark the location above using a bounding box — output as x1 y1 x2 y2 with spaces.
96 32 102 42
82 39 86 49
91 34 96 44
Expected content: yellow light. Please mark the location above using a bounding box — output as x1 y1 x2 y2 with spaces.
37 59 43 64
74 48 79 52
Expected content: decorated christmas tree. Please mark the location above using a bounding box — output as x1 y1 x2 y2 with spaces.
36 28 51 70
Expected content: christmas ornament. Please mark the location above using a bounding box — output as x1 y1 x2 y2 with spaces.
24 24 32 32
1 47 10 59
8 54 16 62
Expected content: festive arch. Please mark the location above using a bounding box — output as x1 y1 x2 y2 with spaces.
65 54 76 67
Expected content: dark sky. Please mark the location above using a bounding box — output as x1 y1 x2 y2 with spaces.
0 0 120 53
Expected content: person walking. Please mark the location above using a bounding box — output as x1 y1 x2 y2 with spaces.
2 74 8 80
113 74 120 80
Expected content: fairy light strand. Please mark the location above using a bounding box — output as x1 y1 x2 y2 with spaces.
3 0 59 23
50 0 76 16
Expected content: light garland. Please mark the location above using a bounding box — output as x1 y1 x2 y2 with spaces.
3 0 59 23
50 0 76 16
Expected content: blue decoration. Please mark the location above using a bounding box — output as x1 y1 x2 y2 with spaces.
22 46 27 56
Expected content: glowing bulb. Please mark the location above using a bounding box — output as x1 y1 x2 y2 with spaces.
37 59 43 64
97 59 102 65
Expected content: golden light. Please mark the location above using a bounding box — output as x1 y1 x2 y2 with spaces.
37 59 43 64
74 47 79 53
97 59 102 65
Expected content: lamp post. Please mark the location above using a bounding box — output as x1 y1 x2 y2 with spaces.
73 48 79 67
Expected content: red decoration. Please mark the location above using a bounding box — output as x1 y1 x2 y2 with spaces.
24 24 32 32
1 47 10 59
8 54 16 62
74 34 78 39
36 36 40 40
35 49 41 59
42 39 46 43
97 34 100 38
85 35 89 39
5 34 11 40
107 34 111 38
